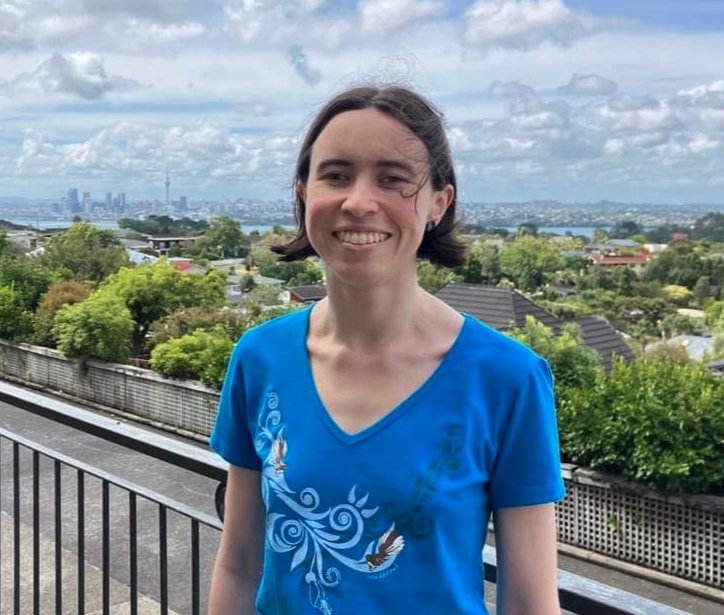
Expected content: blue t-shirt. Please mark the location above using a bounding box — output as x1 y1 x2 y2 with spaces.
210 305 565 615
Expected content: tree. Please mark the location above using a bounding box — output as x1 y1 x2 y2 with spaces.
614 266 636 296
454 244 500 285
196 216 250 259
39 222 129 283
287 262 324 287
247 284 283 306
148 306 248 350
517 222 538 237
100 262 227 353
0 255 54 311
248 244 322 285
0 286 33 340
118 215 209 236
33 280 92 347
662 285 694 307
508 316 602 393
610 220 644 239
693 276 711 308
499 237 563 292
53 293 135 363
417 261 457 293
643 242 705 290
658 313 706 338
150 327 234 389
692 212 724 243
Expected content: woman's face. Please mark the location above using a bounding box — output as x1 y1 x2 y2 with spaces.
300 108 453 288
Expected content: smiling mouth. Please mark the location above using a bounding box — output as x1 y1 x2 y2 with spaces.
333 231 391 245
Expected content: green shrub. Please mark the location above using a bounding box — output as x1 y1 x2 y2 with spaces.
559 356 724 494
33 280 92 347
148 306 248 351
150 327 233 389
0 285 33 340
53 293 135 363
508 316 603 392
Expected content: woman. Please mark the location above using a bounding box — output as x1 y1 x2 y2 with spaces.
208 85 565 615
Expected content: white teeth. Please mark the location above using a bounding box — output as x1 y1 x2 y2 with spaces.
335 231 389 245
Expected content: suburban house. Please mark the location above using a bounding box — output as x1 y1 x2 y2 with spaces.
434 283 633 373
590 252 652 275
147 235 197 255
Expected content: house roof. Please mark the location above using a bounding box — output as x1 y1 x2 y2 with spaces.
288 285 327 301
593 253 650 265
434 283 562 333
573 316 635 374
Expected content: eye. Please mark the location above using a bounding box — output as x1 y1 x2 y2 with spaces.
320 172 348 184
380 175 408 186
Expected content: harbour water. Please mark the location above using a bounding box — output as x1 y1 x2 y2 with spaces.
3 218 607 237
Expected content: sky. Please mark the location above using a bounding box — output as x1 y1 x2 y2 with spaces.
0 0 722 205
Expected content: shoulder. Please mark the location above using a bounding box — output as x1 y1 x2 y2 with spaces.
455 314 546 389
233 305 309 363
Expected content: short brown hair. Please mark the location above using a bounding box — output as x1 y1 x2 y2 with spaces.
271 85 467 268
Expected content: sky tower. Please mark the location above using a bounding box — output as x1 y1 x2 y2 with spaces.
165 167 170 209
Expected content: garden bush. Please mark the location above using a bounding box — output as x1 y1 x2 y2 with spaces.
150 327 234 389
559 356 724 494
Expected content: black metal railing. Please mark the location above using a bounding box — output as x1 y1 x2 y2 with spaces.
0 379 699 615
0 426 222 615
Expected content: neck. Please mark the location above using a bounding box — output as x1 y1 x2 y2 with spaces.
313 269 431 351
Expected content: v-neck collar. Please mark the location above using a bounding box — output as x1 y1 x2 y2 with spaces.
299 303 470 446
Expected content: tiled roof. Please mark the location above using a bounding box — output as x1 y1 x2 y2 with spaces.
573 316 634 374
434 283 562 333
594 253 650 265
289 285 327 301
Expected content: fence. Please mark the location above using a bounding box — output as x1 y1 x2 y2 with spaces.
0 385 698 615
0 340 722 594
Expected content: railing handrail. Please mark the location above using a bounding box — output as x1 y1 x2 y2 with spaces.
0 425 222 531
0 379 226 482
0 378 700 615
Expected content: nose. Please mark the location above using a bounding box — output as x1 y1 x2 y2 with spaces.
340 178 379 217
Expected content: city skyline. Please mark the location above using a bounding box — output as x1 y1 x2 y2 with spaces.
0 1 722 204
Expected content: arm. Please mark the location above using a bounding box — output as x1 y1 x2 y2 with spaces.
208 465 266 615
493 503 561 615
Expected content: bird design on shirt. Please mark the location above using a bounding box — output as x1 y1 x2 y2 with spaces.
271 435 287 476
365 524 405 570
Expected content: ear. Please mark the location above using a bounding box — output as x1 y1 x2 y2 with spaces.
430 184 454 223
296 181 307 204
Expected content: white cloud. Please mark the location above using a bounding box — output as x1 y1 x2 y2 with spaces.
488 80 534 98
10 121 298 192
359 0 446 36
222 0 324 44
589 96 680 133
509 98 570 130
557 73 617 96
464 0 608 54
0 52 140 100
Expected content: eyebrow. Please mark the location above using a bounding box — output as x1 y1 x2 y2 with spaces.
315 158 418 176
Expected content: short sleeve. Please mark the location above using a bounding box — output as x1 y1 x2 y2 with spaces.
489 358 566 510
209 340 262 471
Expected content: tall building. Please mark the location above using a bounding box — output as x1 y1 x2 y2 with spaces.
83 192 91 215
179 195 188 212
67 188 79 214
106 192 112 210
